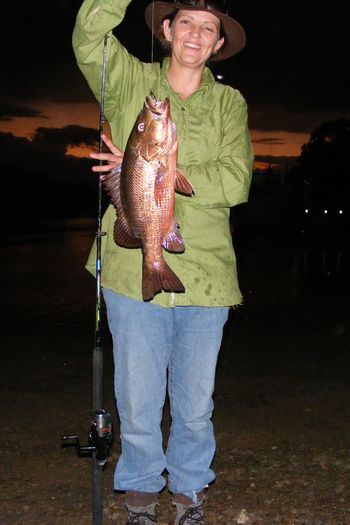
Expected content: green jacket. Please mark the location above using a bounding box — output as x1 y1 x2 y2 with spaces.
73 0 254 307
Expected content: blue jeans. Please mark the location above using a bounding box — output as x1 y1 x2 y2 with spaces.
103 289 229 501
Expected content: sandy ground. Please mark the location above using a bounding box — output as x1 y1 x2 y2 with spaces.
1 228 350 524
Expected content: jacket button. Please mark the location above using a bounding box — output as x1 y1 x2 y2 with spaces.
181 107 185 111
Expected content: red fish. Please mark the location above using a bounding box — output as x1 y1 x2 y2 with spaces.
101 95 194 301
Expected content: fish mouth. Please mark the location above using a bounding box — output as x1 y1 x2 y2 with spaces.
146 94 170 118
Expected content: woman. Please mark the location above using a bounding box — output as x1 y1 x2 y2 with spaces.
73 1 253 524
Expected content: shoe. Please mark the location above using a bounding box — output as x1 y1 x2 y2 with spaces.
173 501 205 525
125 502 158 524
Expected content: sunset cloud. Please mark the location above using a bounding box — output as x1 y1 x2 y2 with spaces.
252 137 287 146
33 125 99 148
0 105 47 122
248 104 348 135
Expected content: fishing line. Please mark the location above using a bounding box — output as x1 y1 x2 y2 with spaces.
151 0 155 63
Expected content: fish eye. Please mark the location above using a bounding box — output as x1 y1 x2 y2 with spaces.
138 122 145 132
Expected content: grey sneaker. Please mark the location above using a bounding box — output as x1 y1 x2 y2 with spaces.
125 502 158 524
173 501 205 525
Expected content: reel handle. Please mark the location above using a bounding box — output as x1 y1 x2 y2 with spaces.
61 409 113 467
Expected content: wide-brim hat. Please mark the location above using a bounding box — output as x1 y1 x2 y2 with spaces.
145 0 246 61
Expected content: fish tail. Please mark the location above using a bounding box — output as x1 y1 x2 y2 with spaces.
142 261 185 301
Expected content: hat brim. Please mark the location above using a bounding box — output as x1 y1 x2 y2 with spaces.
145 1 246 61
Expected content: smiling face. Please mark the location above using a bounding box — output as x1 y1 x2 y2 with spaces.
163 9 224 68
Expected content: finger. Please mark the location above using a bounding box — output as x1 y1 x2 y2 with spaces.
92 163 120 173
101 133 124 156
89 152 110 160
89 152 122 162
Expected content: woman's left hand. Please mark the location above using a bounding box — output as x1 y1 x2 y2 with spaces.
89 133 124 173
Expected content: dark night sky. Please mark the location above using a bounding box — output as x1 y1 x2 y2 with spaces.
1 0 349 168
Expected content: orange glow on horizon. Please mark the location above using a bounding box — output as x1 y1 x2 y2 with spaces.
254 160 280 171
66 145 94 158
250 129 309 158
0 101 309 161
0 101 100 139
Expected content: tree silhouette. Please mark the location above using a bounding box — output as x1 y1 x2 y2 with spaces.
298 119 350 212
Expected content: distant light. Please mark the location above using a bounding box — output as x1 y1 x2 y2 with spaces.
339 209 343 215
216 74 224 80
304 209 309 214
324 209 328 214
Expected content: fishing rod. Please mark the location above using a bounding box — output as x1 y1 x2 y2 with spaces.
62 34 113 525
62 1 158 520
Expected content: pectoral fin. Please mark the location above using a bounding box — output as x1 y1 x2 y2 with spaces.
175 169 195 196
